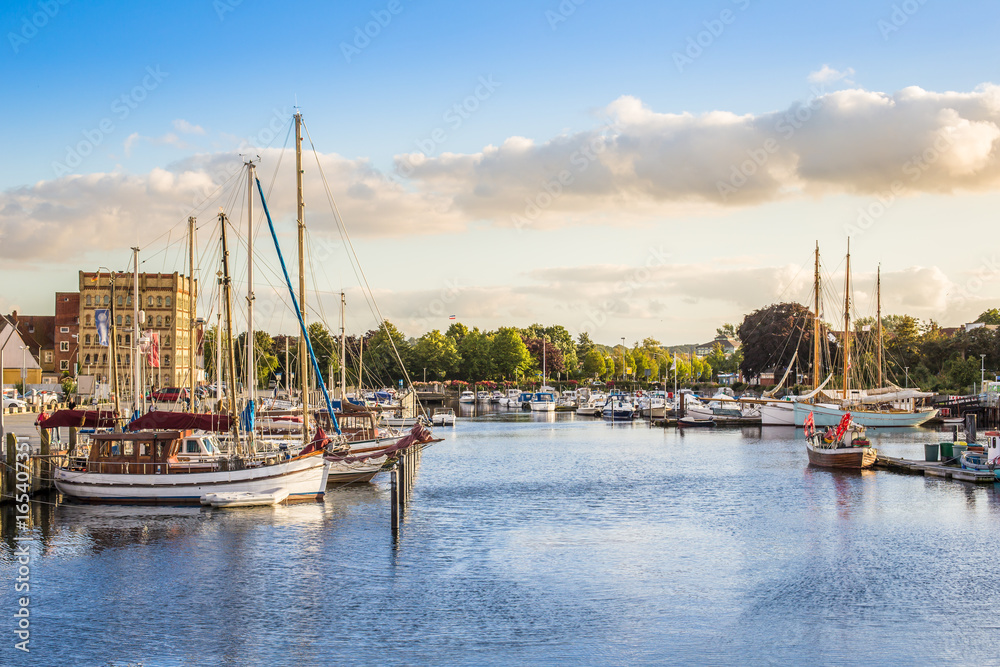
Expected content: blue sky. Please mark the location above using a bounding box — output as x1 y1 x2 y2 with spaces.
3 0 1000 345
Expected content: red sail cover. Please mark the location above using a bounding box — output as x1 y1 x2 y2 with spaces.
36 409 119 429
128 411 231 432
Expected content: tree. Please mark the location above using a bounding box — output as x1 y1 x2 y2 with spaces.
716 323 736 338
491 327 532 380
446 322 470 346
363 321 410 386
234 330 279 389
457 328 494 380
307 322 337 379
576 332 596 359
410 330 460 380
737 302 813 383
975 309 1000 325
582 348 606 378
524 337 564 379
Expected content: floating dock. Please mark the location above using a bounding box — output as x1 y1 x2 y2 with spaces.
874 455 998 484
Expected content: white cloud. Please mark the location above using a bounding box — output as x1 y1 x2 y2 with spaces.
807 65 855 85
173 119 206 135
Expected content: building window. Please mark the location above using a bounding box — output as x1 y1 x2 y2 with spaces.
148 296 154 307
157 296 163 307
85 314 92 326
60 326 69 333
85 334 91 345
125 315 131 326
102 354 107 364
125 354 130 365
165 316 171 326
45 351 53 362
60 342 69 352
85 295 92 306
116 334 121 345
157 316 163 328
126 295 132 306
125 334 130 345
117 296 123 307
165 355 171 367
60 360 69 371
166 296 172 307
103 295 109 305
85 354 91 364
116 315 123 326
165 335 171 348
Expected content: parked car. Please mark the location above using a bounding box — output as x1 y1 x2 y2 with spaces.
150 387 189 402
3 397 27 410
23 389 60 406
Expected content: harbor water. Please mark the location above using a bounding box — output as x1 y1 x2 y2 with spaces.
3 409 1000 665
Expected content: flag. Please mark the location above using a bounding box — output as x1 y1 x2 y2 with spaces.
148 332 160 368
95 309 110 346
90 275 98 282
449 315 456 320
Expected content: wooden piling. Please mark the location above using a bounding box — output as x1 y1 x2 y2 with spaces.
5 434 16 501
39 426 50 491
390 468 398 532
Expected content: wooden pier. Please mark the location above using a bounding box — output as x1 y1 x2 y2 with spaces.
390 440 424 534
874 455 997 484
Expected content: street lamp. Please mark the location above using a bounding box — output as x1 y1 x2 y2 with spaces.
980 354 986 393
423 367 427 383
620 337 625 384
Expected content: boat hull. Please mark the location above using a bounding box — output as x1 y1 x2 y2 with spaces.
759 402 797 425
794 403 936 427
530 402 555 412
53 452 329 503
806 441 877 469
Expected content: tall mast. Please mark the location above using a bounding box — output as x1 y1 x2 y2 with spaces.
219 212 242 454
876 264 883 388
245 163 256 414
295 112 309 447
188 216 196 413
812 242 821 390
215 272 222 405
843 240 852 400
109 272 121 427
132 247 141 417
340 291 346 400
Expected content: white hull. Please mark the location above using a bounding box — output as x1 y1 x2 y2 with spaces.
530 402 555 412
793 402 936 427
432 415 456 425
759 401 797 425
54 453 329 503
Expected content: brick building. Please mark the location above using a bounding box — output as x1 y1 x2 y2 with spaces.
54 292 80 375
78 271 200 388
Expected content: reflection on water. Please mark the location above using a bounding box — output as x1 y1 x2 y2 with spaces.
3 416 1000 665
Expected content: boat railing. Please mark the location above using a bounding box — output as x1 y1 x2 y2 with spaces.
84 460 220 475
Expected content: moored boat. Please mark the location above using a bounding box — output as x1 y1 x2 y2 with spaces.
804 411 876 469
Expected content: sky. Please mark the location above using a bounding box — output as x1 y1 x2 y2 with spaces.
2 0 1000 346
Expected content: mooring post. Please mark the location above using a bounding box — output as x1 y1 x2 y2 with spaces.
39 426 51 491
6 433 17 500
390 467 399 532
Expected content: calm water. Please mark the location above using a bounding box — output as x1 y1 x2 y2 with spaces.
3 409 1000 666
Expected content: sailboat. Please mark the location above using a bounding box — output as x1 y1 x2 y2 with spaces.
761 243 937 428
804 410 877 469
52 200 331 503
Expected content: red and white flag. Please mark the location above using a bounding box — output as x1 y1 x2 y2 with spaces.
147 331 160 368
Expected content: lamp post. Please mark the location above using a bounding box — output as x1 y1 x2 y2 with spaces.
904 366 909 389
620 337 625 385
19 345 26 392
423 367 427 383
981 354 986 394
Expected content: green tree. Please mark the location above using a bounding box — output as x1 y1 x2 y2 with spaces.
307 322 337 379
364 321 411 386
582 348 606 377
975 309 1000 325
491 327 532 380
457 328 495 380
410 330 460 380
716 323 736 338
737 302 814 383
576 332 596 359
234 331 279 389
446 322 470 346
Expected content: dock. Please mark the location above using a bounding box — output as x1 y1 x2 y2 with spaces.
874 455 998 484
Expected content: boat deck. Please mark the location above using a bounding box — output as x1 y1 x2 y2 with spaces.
874 455 998 484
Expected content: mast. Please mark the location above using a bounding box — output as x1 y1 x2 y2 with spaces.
876 265 883 388
215 272 222 404
812 242 821 391
245 163 256 414
359 336 364 395
295 111 309 448
219 212 242 454
188 216 196 413
340 291 346 400
843 240 852 401
109 272 121 428
131 248 141 417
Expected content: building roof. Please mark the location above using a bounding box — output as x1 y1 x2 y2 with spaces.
0 323 41 370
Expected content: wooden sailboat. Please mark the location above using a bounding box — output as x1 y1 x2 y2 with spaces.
804 411 877 469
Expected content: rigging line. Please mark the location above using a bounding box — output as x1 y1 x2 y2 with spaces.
301 121 418 395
